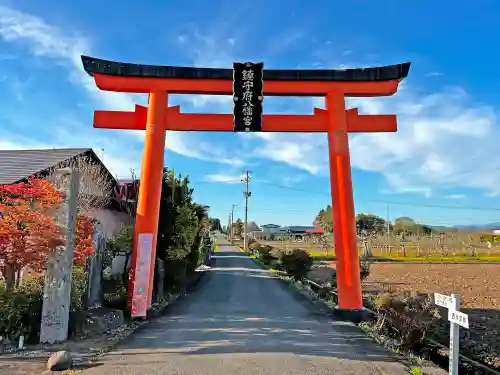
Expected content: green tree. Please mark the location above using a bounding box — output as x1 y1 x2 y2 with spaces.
315 205 333 233
356 213 387 234
393 217 432 236
155 168 209 292
232 218 244 236
208 217 222 231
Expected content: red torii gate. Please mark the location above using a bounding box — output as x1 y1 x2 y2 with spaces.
82 56 410 320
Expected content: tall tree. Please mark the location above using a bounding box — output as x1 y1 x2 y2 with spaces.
0 179 95 290
315 205 333 233
356 213 387 234
393 216 432 235
232 218 244 236
208 217 222 231
155 168 209 291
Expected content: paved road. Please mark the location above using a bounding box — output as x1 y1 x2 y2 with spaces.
81 238 419 375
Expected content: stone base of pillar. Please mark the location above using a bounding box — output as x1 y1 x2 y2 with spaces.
333 306 370 323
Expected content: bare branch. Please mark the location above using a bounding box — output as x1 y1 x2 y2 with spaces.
47 154 113 216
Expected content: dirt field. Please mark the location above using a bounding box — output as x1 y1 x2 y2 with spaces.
363 263 500 369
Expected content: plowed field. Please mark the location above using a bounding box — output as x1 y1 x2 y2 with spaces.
363 263 500 369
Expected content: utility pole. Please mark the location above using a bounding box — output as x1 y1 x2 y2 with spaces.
230 204 237 241
242 171 252 251
386 203 391 254
386 203 391 234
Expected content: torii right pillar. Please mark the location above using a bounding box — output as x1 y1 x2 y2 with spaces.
326 91 364 321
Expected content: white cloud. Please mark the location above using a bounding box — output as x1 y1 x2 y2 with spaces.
426 72 443 77
250 133 326 175
282 174 306 185
348 87 499 195
247 85 500 197
204 174 242 184
0 5 137 111
4 6 496 199
0 6 239 166
444 194 466 199
0 139 49 150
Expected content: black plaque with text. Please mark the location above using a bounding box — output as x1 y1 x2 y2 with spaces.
233 62 264 132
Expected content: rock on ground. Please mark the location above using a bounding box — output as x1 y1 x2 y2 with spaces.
47 351 73 371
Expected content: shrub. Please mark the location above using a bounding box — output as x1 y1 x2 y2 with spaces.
0 276 43 343
248 242 261 255
256 244 271 260
103 283 128 311
359 256 372 281
70 267 87 311
372 292 440 349
280 248 312 280
0 267 89 344
409 368 424 375
252 244 282 267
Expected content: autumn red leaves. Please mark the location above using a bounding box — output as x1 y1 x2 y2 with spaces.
0 178 94 277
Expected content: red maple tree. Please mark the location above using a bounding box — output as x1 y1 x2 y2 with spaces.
0 178 96 281
74 215 96 266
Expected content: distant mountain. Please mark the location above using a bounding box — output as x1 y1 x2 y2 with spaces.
452 222 500 230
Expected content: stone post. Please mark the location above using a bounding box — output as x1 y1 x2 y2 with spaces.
40 168 80 343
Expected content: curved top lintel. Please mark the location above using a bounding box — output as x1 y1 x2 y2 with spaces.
81 55 410 83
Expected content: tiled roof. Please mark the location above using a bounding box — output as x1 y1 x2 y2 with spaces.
0 148 93 184
261 224 281 228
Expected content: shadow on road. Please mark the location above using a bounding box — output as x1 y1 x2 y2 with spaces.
98 251 407 366
109 314 403 365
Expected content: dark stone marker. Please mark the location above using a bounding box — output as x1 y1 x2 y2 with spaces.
233 62 264 132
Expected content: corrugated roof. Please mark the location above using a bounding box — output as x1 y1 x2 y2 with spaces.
0 148 92 184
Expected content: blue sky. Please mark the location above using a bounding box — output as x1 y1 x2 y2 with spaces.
2 1 500 227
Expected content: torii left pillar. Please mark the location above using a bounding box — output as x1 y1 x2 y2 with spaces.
128 91 167 315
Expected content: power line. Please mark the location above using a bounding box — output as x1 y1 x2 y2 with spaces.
113 175 500 213
252 181 500 212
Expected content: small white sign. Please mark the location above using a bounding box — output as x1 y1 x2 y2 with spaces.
448 309 469 329
434 292 453 308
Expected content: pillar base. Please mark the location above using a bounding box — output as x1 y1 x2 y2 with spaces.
333 306 370 323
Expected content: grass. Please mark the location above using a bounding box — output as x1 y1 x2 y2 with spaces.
306 251 500 262
259 241 500 263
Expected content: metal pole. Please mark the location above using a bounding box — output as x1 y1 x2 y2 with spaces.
449 293 460 375
242 171 251 251
230 204 236 241
386 203 390 234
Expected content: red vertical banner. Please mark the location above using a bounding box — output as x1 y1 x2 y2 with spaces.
131 233 154 317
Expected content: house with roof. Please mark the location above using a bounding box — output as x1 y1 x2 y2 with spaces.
0 148 133 239
261 224 282 234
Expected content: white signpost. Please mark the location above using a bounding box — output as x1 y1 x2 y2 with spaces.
434 293 469 375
